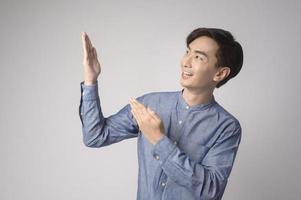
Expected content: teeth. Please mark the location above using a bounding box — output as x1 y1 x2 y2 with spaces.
183 71 193 76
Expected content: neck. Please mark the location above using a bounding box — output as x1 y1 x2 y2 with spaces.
182 87 214 106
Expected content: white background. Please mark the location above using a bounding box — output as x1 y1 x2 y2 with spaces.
0 0 300 199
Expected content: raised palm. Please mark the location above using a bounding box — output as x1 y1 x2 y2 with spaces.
81 32 101 85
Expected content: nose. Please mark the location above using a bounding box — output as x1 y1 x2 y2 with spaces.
182 54 192 68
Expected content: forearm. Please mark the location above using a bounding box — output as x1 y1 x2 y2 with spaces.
152 138 224 199
79 81 108 147
79 81 141 147
151 127 241 199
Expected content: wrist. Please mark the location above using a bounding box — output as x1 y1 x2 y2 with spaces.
152 133 164 145
84 80 97 86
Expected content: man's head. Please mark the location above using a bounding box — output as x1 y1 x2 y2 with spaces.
180 27 243 90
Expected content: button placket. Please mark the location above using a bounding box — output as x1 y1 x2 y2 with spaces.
173 97 191 147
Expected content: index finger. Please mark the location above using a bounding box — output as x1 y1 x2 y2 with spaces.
85 32 93 49
81 32 89 58
132 98 147 109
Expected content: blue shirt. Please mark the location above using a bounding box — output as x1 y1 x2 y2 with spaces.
79 81 242 200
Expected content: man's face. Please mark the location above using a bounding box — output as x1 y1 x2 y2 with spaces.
180 36 221 91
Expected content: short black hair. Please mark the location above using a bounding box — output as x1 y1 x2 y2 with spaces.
186 27 243 88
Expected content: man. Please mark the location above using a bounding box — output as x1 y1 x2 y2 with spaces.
79 27 243 200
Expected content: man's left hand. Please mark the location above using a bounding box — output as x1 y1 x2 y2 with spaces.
129 98 165 145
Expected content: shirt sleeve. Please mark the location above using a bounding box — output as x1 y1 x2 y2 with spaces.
151 122 242 199
79 81 142 148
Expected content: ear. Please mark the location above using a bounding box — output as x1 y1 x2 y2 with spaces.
213 67 231 82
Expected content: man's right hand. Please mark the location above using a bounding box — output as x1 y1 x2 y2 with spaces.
81 32 101 85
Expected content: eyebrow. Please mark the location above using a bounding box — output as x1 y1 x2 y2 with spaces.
188 46 209 59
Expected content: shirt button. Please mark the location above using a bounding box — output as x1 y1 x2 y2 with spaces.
154 154 160 160
178 120 182 124
161 182 166 187
173 141 177 145
82 91 85 96
186 105 189 109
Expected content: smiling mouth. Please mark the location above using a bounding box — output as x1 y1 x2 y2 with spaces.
183 71 193 76
182 71 193 79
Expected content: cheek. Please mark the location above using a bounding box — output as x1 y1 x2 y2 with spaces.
180 57 186 67
193 67 216 83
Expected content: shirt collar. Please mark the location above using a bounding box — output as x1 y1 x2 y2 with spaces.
178 88 216 111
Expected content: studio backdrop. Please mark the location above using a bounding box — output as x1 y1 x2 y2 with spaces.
0 0 300 199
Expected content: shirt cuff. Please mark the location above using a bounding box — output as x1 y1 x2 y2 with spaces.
151 135 177 165
80 81 99 100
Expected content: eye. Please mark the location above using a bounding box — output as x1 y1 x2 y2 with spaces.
195 55 204 61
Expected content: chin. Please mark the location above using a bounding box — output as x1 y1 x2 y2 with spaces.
180 80 207 91
180 79 191 89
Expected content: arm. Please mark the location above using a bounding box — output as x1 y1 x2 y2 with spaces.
79 81 143 147
152 123 242 199
79 32 140 147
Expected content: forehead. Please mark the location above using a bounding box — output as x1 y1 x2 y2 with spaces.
188 36 219 56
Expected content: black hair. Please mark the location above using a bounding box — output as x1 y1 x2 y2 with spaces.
186 27 243 88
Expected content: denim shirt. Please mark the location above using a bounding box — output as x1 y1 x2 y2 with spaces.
79 81 242 200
